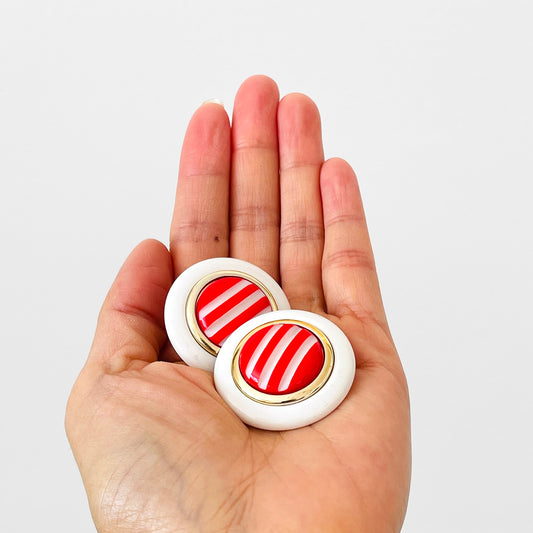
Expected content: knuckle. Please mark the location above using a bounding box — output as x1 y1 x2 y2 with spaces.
171 221 228 245
335 303 382 326
325 213 365 228
323 249 376 273
230 206 279 233
280 221 324 244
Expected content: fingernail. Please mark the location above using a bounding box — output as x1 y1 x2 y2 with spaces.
202 98 224 107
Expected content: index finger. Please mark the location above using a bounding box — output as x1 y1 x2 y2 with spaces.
170 102 231 276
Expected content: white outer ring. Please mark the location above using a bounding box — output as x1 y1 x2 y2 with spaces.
214 310 356 430
164 258 291 372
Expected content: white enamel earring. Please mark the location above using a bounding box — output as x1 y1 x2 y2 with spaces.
214 310 356 430
164 258 291 371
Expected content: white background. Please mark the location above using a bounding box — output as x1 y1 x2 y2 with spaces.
1 1 532 531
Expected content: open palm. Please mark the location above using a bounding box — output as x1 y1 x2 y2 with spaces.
66 76 410 533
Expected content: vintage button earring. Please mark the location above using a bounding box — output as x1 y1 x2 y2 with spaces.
214 310 356 430
164 258 291 371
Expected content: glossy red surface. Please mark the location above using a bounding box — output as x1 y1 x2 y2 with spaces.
238 323 325 394
195 276 272 346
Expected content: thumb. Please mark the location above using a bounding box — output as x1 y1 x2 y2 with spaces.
87 239 174 374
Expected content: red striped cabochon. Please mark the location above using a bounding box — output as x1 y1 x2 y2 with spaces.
195 276 273 347
238 323 325 395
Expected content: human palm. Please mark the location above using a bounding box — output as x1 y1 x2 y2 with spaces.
66 76 410 533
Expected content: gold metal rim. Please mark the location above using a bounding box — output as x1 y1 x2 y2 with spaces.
231 319 334 405
185 270 279 356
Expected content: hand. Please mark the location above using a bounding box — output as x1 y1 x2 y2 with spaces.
66 75 411 533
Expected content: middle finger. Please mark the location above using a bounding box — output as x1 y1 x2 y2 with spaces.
230 75 281 280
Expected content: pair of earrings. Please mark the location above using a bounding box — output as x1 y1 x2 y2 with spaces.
164 258 356 431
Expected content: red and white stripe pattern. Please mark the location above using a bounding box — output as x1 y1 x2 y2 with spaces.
195 276 272 347
238 323 325 395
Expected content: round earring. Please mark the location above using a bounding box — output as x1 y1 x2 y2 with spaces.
214 310 356 430
164 258 291 371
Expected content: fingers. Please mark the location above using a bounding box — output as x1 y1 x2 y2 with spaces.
170 80 387 336
320 158 389 329
89 239 174 373
170 102 231 276
230 75 280 279
278 94 325 312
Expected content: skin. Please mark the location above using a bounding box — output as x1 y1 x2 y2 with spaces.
65 75 411 533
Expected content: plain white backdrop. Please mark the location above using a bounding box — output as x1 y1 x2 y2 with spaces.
1 1 532 531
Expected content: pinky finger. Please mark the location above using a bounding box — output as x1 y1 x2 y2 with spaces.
320 158 389 330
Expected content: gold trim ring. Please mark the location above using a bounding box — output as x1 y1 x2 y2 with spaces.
185 270 280 356
231 319 334 405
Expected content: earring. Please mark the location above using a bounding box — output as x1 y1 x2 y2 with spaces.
165 259 356 430
164 258 290 371
214 309 355 430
